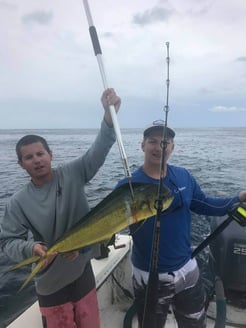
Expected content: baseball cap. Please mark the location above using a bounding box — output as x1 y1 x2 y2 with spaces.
143 119 175 138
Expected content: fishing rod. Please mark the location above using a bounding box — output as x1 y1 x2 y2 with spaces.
141 42 171 328
82 0 134 198
192 202 246 258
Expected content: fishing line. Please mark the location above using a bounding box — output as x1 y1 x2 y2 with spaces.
141 42 171 328
191 198 238 209
82 0 134 198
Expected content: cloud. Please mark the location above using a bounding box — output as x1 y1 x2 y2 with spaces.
132 6 173 26
236 56 246 62
0 1 16 10
21 10 53 26
209 106 246 112
0 0 245 128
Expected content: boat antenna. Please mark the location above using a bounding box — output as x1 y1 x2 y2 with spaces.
141 42 171 328
82 0 134 198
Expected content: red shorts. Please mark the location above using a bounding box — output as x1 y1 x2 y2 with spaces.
38 262 99 328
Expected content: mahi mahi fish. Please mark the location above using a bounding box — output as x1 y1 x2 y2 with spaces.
9 182 174 290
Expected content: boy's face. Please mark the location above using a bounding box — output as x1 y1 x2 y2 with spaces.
142 131 174 166
18 142 53 185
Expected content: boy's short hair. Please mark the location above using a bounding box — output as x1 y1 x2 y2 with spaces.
16 135 51 161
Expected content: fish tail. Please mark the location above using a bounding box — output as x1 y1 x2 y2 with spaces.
18 258 45 292
8 255 41 271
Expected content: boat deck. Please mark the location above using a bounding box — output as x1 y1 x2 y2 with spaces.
7 235 246 327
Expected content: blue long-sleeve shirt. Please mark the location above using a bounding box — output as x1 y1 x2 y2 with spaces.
116 165 239 273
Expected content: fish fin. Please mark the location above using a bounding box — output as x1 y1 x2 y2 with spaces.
18 258 45 292
8 255 40 271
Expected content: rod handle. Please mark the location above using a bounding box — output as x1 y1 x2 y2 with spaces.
89 26 102 55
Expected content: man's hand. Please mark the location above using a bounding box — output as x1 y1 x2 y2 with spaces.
33 243 57 269
239 191 246 207
101 88 121 127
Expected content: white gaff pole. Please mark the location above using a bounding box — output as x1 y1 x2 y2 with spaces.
82 0 133 196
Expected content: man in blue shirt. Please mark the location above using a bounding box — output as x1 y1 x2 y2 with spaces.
116 120 246 328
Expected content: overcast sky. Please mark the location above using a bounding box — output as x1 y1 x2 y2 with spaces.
0 0 246 129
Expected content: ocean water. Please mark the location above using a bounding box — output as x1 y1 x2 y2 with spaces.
0 127 245 327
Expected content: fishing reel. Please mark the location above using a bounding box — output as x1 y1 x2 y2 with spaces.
228 203 246 227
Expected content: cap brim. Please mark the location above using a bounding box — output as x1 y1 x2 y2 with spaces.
143 126 175 138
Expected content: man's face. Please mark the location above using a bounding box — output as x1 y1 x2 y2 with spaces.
18 142 53 185
141 131 174 166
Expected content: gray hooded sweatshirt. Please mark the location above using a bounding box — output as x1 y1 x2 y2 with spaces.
0 120 115 295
